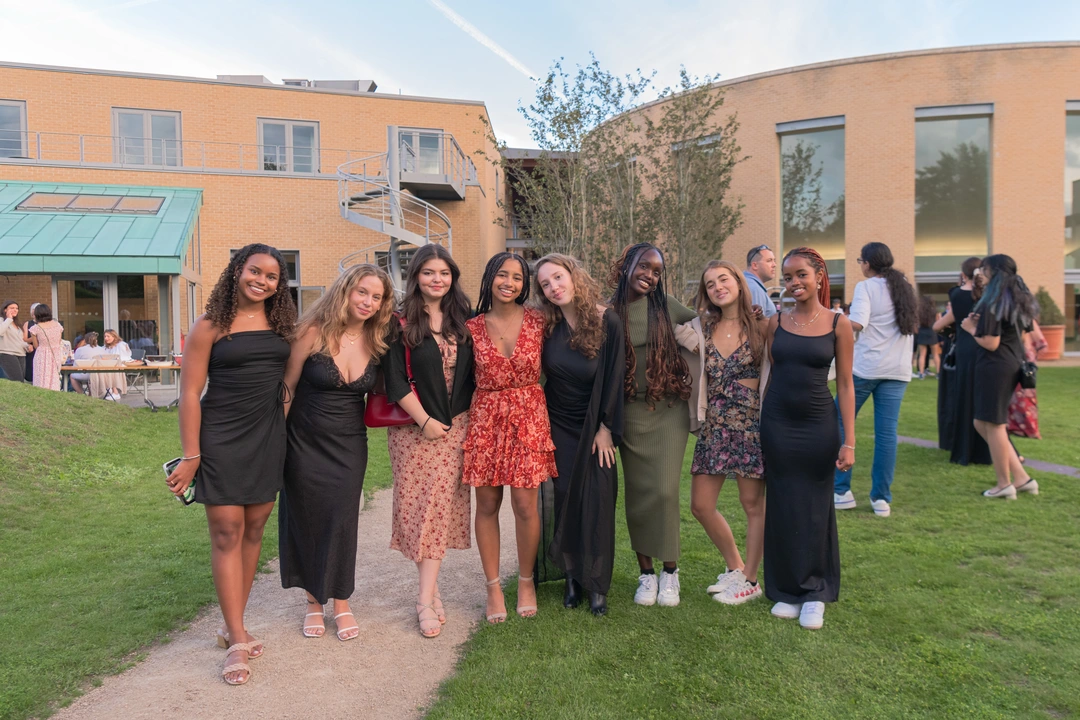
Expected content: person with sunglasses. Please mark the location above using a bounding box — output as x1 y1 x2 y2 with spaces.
744 245 778 319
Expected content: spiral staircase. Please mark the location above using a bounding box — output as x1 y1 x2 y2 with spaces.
337 126 474 289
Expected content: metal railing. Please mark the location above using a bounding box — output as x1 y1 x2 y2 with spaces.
0 130 372 176
396 129 477 195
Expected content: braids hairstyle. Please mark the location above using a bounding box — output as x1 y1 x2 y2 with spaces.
859 242 918 335
961 256 982 282
783 247 831 307
607 242 691 404
973 254 1038 331
296 264 394 360
694 259 766 366
204 243 297 338
918 295 937 328
532 253 606 359
400 243 472 349
476 252 530 314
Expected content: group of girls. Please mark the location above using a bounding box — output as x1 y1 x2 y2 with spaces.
166 239 857 686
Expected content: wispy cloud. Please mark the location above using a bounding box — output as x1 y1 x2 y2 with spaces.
427 0 537 80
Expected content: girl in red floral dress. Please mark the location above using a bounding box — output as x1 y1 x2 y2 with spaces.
463 253 557 623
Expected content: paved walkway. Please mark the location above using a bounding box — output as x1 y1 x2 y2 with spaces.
898 435 1079 478
54 489 518 720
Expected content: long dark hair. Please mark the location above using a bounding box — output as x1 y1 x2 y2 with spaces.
860 242 918 335
608 242 690 404
1 300 17 320
974 254 1038 331
918 295 937 328
476 252 530 314
204 243 297 338
783 247 831 306
695 260 766 366
400 244 471 349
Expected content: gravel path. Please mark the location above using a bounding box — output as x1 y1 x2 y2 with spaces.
54 488 518 719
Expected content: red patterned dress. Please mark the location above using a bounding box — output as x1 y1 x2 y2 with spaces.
463 307 557 489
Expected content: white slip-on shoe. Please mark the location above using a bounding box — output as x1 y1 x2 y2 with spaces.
1015 478 1039 495
834 491 856 510
706 568 743 595
799 601 825 630
983 485 1017 500
657 570 681 607
771 601 802 619
715 579 763 605
634 573 659 606
870 499 891 517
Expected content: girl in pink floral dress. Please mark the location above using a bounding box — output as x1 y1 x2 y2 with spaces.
28 304 64 391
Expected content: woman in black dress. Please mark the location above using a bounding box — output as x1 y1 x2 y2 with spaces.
933 257 992 465
279 264 394 641
166 243 296 686
960 254 1040 499
761 247 855 631
534 254 624 616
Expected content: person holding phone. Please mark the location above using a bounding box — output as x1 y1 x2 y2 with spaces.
165 243 296 685
0 300 30 382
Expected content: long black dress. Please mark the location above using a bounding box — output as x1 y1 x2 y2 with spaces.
279 353 377 604
761 314 841 605
944 288 992 465
543 310 625 595
195 330 290 505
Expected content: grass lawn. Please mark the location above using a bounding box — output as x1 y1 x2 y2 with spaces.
0 382 392 720
426 369 1080 719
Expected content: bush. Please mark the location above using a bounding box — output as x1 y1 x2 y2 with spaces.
1035 286 1065 325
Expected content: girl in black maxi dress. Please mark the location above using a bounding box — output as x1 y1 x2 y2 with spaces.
940 285 992 465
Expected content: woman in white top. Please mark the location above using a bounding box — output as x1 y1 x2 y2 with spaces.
833 242 918 517
97 329 133 400
70 331 106 394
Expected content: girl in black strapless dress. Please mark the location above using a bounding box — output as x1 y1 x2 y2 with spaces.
761 247 855 631
166 244 296 686
279 264 394 642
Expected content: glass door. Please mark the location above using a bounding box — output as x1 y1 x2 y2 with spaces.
55 277 107 343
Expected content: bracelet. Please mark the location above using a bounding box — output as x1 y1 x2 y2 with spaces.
421 417 431 431
841 445 855 451
181 454 201 461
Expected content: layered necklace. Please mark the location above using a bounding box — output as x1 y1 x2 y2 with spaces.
787 307 822 333
343 329 362 345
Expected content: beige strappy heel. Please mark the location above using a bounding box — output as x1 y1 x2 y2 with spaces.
416 602 442 638
216 626 263 658
222 642 256 685
485 577 507 624
517 574 537 618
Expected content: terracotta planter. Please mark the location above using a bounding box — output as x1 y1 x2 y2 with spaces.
1036 324 1065 361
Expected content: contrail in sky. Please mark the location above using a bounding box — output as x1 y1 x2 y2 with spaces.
427 0 537 80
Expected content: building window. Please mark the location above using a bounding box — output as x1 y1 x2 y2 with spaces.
780 126 845 277
112 108 181 166
1065 111 1080 272
399 129 443 175
914 115 990 273
259 119 319 173
0 99 27 158
17 192 164 214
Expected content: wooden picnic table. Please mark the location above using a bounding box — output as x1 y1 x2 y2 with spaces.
61 364 182 411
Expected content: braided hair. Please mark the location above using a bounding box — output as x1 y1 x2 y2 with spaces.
476 252 530 314
204 243 297 339
782 247 830 307
608 242 691 405
860 242 918 335
974 254 1038 332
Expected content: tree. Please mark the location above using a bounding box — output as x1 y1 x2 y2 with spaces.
781 138 844 258
915 141 989 240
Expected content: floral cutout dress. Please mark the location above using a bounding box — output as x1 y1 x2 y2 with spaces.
690 334 764 479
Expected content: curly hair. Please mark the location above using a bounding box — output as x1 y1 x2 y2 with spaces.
608 242 691 404
400 244 472 349
532 253 606 359
204 243 296 338
296 264 394 360
476 252 530 314
694 259 766 366
860 242 918 335
782 246 830 307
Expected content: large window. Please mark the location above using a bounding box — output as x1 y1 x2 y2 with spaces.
399 129 443 175
0 99 27 158
780 125 845 277
1065 112 1080 271
915 114 990 272
112 108 181 166
259 119 318 173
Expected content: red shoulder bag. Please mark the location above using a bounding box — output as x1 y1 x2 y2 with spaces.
365 320 420 428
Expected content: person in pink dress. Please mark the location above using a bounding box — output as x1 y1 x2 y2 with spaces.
463 252 557 624
28 304 64 391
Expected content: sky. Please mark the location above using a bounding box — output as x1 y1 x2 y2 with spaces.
0 0 1078 147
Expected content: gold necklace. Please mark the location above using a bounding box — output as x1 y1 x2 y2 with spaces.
717 317 740 339
788 308 822 332
343 330 361 345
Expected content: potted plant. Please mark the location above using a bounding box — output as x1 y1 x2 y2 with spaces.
1034 286 1065 361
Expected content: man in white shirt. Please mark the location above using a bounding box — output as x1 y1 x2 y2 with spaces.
743 245 777 318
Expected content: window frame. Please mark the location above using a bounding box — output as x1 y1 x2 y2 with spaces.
0 99 28 158
257 118 320 173
111 107 182 167
399 127 445 175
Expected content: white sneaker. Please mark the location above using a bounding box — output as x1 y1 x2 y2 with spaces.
634 573 659 606
706 568 743 595
983 485 1017 500
771 601 802 619
871 499 891 517
657 570 680 607
799 601 825 629
834 491 856 510
715 578 763 605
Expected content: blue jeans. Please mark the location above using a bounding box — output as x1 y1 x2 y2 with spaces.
833 376 908 503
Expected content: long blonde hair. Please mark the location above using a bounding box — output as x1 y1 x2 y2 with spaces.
296 264 394 358
532 253 606 359
694 259 765 366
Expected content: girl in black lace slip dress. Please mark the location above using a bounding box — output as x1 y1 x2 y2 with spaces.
280 264 395 643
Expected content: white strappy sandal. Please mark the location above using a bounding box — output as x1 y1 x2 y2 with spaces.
303 601 325 638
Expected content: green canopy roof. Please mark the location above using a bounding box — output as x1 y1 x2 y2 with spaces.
0 181 202 274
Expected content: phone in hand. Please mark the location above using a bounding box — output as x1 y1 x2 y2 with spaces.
163 457 197 505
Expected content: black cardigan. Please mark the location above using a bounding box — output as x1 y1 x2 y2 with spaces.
384 330 475 427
